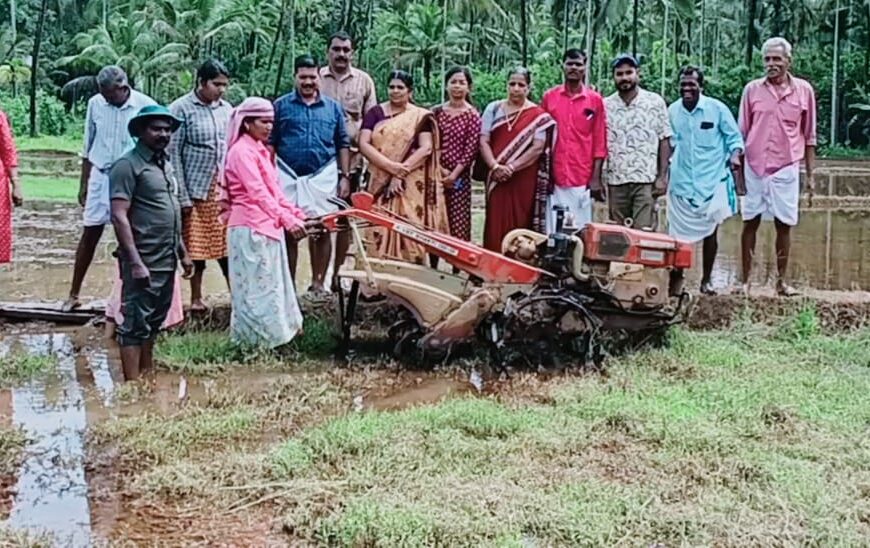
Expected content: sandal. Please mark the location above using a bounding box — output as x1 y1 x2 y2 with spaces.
61 296 82 313
699 281 717 296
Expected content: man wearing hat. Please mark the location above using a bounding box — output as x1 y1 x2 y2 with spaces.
604 54 671 229
109 105 193 381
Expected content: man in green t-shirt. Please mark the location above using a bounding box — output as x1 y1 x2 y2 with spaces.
109 105 193 381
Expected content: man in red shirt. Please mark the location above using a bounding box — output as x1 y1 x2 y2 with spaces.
542 48 608 232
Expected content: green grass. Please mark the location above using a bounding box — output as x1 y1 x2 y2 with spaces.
0 352 57 388
0 527 54 548
0 426 28 477
264 323 870 545
15 134 81 153
155 319 339 374
818 144 870 159
20 175 79 202
91 311 870 544
155 331 254 375
90 406 259 466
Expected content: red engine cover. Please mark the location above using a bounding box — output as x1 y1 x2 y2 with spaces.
582 223 693 269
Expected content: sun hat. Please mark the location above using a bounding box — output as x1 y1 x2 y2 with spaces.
127 104 182 137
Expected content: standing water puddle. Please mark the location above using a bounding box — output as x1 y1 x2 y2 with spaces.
0 329 287 543
1 333 91 544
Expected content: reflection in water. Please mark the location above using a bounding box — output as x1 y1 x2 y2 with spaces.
5 334 91 545
707 210 869 291
0 328 298 543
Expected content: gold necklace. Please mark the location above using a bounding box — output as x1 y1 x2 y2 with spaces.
504 101 528 132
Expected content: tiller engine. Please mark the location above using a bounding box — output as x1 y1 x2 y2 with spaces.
320 193 693 368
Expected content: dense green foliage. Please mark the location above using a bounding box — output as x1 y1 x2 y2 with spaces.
2 0 870 147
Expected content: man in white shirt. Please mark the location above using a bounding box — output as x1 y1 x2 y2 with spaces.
63 66 155 311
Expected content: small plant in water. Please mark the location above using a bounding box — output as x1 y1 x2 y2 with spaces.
0 352 57 387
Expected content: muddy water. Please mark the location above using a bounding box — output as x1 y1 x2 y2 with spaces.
0 333 91 544
0 327 283 543
1 201 313 304
706 210 870 291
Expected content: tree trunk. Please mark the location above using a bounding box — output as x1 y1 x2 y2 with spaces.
344 0 355 30
467 9 475 65
520 0 528 65
831 0 841 145
364 0 374 70
686 20 692 56
585 0 593 84
631 0 639 56
745 0 758 66
700 0 705 65
864 3 870 81
660 1 668 97
10 0 16 45
274 0 295 97
30 0 48 137
772 0 783 35
563 0 571 52
267 0 288 71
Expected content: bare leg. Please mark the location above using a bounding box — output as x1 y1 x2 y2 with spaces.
119 345 142 381
104 319 116 341
64 225 105 310
740 216 761 290
286 233 299 281
140 339 155 375
773 218 797 295
217 256 229 285
309 234 332 292
190 260 207 311
332 230 351 291
700 227 718 294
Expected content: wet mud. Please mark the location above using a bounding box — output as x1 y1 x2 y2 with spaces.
0 324 497 544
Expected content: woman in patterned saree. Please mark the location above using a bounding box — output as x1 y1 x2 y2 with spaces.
479 67 555 252
432 66 480 242
359 70 449 263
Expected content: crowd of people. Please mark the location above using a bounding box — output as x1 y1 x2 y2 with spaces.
0 32 817 380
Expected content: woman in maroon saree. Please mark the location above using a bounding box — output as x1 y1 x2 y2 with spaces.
478 67 555 252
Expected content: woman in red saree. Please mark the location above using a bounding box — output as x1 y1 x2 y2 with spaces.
478 67 555 252
0 110 22 264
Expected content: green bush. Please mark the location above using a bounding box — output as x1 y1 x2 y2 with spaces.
0 91 82 137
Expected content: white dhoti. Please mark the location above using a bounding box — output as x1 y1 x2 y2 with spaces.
83 169 111 227
667 179 736 243
277 158 339 217
546 186 592 234
741 163 800 226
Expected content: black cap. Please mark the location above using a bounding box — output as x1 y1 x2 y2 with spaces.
611 53 639 70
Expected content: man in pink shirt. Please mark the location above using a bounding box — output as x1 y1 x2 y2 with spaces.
541 48 607 232
738 36 816 296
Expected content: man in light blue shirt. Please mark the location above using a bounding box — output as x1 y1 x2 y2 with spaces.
63 65 155 311
668 66 743 295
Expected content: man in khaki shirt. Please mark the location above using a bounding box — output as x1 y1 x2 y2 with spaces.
319 31 377 290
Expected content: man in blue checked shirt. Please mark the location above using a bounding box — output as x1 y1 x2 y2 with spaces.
271 54 351 298
667 65 744 295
